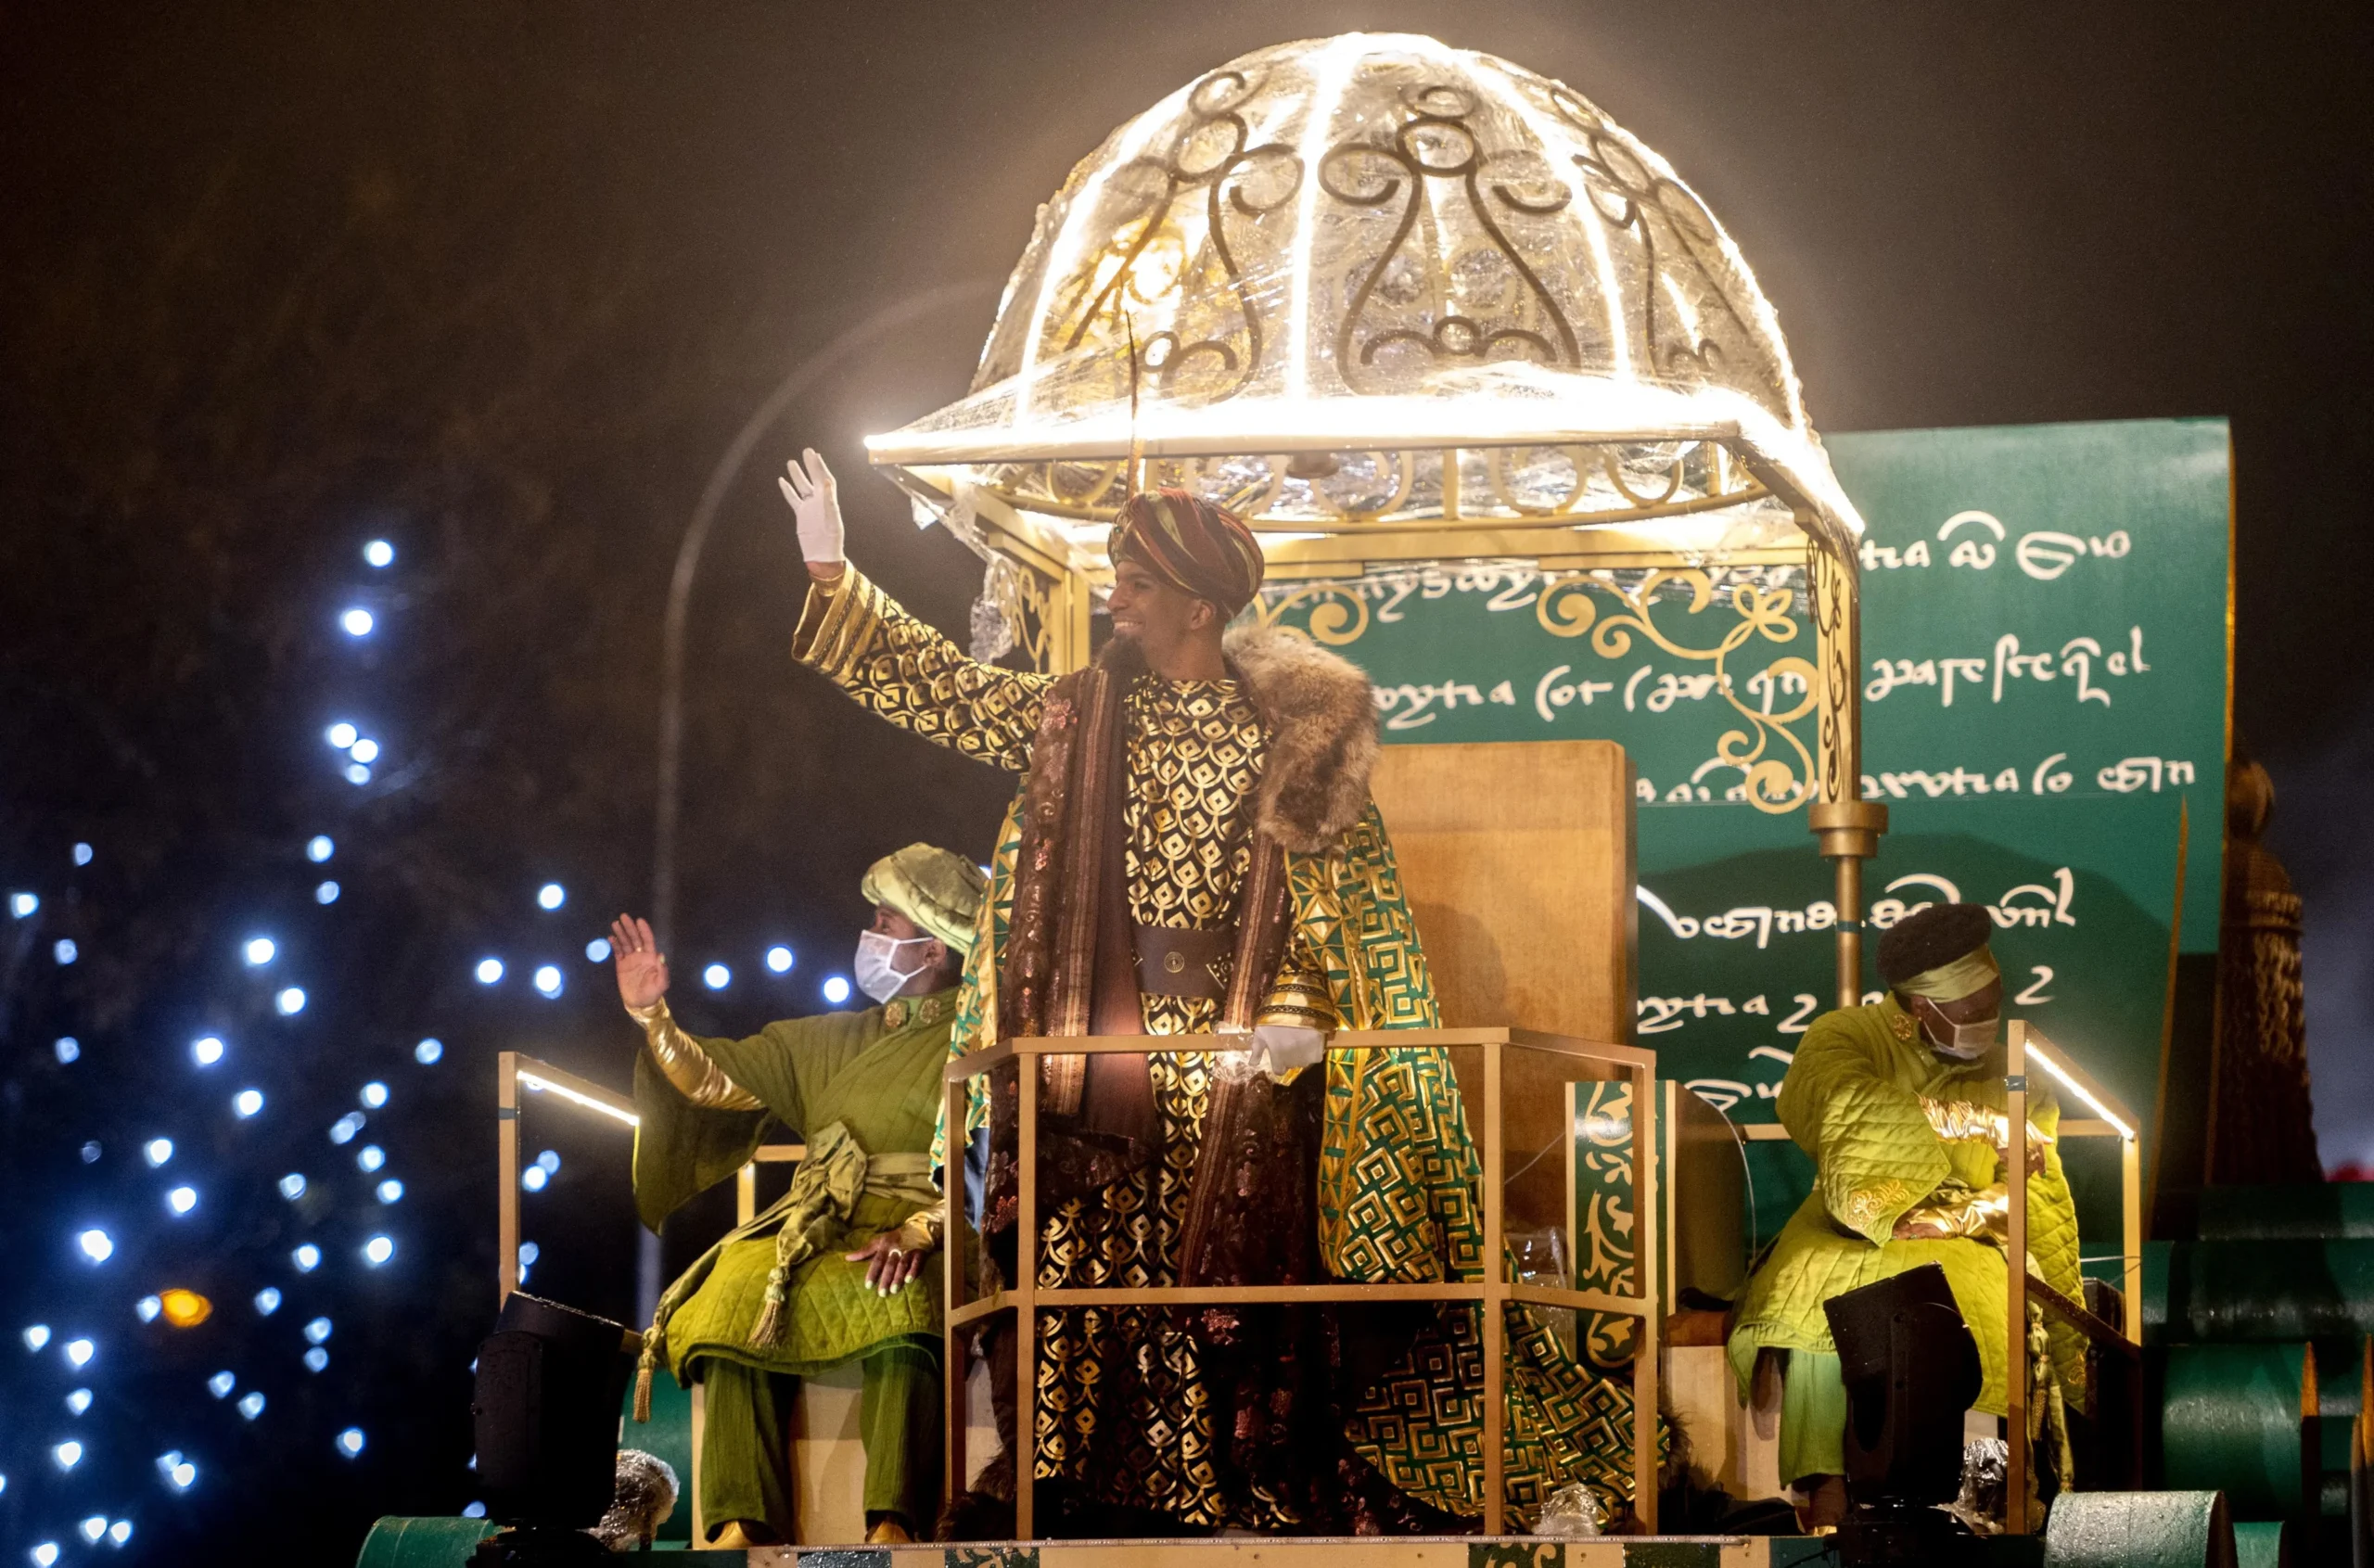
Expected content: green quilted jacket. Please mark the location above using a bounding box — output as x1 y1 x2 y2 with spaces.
1727 995 2082 1415
631 990 953 1379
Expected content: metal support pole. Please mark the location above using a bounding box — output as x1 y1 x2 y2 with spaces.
2007 1022 2032 1534
944 1074 969 1511
1015 1060 1039 1540
1632 1057 1660 1533
497 1052 520 1306
1807 535 1887 1009
1481 1042 1505 1534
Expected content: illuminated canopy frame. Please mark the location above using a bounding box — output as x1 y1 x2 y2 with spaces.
868 32 1887 997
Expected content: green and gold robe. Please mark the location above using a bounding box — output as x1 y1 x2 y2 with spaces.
632 991 955 1380
1727 996 2083 1476
796 566 1647 1529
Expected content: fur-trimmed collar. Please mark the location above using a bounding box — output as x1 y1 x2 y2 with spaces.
1226 625 1378 854
1091 626 1379 854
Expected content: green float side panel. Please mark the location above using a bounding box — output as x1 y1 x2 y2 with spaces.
2161 1345 2311 1519
2164 1242 2374 1343
2043 1490 2236 1568
353 1517 500 1568
2230 1519 2291 1568
2198 1186 2374 1242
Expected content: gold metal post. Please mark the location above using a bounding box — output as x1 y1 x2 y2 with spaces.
1015 1056 1039 1541
498 1052 520 1305
1632 1053 1660 1533
2006 1021 2031 1534
1806 535 1887 1010
944 1073 969 1510
1480 1042 1505 1534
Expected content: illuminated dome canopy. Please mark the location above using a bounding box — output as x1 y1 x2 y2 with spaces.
870 32 1862 567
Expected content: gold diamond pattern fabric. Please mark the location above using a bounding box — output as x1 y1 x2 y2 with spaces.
800 572 1654 1527
1029 678 1255 1517
1121 676 1262 932
1340 1298 1659 1526
792 565 1052 771
1032 1051 1232 1523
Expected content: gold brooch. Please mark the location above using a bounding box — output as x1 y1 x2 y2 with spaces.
1888 1010 1917 1042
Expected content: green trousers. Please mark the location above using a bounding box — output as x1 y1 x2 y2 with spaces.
1776 1348 1848 1487
696 1344 940 1543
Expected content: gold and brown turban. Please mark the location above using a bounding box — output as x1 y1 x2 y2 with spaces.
1107 488 1266 618
860 843 988 955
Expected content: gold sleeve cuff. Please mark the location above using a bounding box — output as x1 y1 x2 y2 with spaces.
896 1199 946 1254
1920 1095 2054 1164
792 562 889 677
1894 1181 2010 1243
629 998 763 1111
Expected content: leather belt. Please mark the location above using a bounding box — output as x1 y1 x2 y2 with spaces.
1132 924 1232 1000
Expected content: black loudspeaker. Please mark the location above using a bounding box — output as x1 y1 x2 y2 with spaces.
1821 1263 1985 1564
467 1292 632 1567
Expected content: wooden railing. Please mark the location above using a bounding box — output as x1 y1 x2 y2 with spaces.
944 1026 1662 1537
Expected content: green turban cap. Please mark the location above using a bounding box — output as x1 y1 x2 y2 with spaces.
859 843 987 955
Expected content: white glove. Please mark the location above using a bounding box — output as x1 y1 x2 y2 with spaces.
1249 1024 1326 1078
777 447 846 566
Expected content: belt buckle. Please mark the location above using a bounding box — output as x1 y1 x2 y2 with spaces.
1163 951 1187 975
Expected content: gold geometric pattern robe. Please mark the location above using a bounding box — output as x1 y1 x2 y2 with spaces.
795 565 1649 1527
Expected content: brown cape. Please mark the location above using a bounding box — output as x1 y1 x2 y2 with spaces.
991 624 1377 1205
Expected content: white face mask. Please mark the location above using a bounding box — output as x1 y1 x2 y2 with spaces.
854 931 935 1003
1927 1011 1998 1061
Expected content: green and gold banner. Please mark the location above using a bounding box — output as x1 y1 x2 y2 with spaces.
1254 419 2228 1233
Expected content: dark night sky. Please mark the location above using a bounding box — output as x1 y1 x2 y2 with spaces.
5 0 2373 1547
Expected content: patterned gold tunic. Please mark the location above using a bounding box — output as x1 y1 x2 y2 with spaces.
796 566 1327 1525
796 566 1654 1531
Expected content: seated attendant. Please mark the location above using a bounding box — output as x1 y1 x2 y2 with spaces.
1726 901 2081 1529
618 844 985 1547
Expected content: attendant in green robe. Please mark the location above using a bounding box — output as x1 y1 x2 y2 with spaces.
1727 902 2082 1529
616 844 987 1548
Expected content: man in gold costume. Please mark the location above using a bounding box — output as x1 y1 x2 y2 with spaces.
776 449 1648 1536
618 844 987 1547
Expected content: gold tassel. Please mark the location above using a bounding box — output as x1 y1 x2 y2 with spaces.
632 1341 657 1424
747 1267 790 1349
